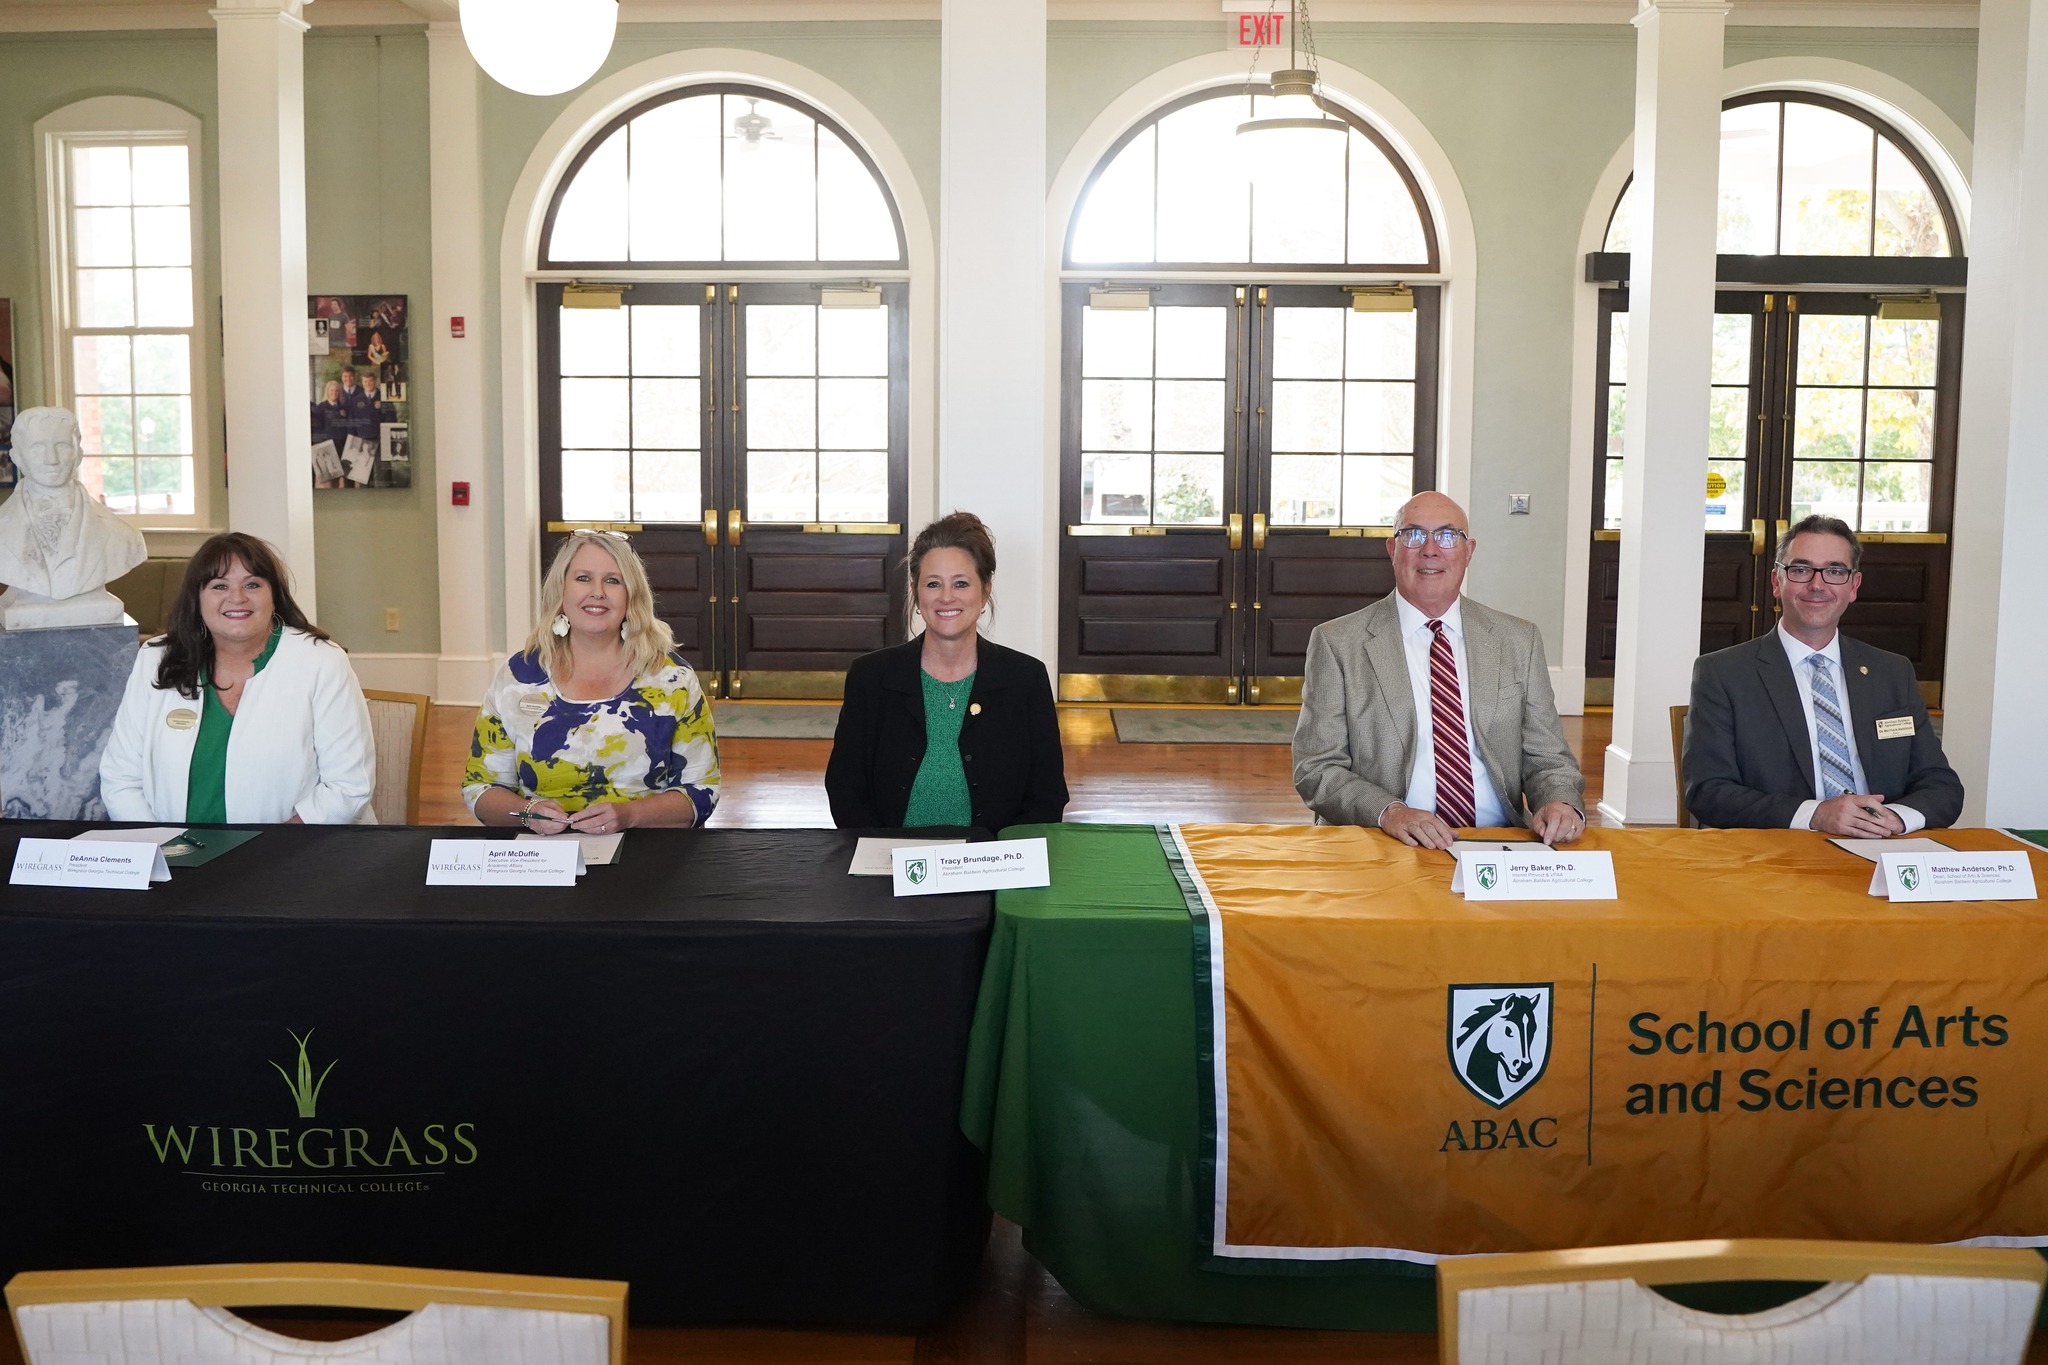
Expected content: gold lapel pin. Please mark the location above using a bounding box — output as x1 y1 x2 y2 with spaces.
969 702 982 716
1859 665 1869 675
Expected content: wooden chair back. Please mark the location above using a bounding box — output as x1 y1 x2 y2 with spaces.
7 1262 626 1365
363 689 431 824
1438 1237 2045 1365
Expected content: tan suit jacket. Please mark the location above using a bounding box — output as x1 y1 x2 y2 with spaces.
1292 593 1584 828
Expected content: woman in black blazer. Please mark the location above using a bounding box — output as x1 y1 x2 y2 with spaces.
826 512 1068 832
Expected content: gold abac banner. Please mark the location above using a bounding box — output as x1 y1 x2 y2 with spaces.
1169 824 2048 1264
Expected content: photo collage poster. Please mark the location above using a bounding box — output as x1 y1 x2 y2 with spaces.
308 294 410 489
0 299 15 490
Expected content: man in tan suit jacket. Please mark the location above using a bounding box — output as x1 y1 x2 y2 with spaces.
1292 492 1585 848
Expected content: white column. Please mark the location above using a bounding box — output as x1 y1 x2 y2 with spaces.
1599 0 1727 827
1943 0 2048 826
424 23 493 704
212 0 315 609
938 0 1048 658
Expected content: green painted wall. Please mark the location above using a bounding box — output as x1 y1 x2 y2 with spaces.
0 30 226 534
303 29 439 656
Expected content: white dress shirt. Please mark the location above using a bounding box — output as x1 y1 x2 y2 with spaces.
1391 594 1508 828
1776 623 1924 834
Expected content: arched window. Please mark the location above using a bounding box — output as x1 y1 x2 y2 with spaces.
1068 90 1436 270
1057 86 1444 705
536 85 911 701
1603 94 1956 258
1583 92 1963 706
543 88 904 267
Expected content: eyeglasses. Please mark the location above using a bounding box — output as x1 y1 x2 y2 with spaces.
1393 526 1471 551
1776 562 1854 584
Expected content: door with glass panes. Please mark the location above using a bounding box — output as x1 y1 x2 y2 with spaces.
540 281 909 699
1059 282 1438 703
1586 289 1957 699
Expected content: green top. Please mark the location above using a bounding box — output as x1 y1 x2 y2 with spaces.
186 624 283 823
901 670 976 828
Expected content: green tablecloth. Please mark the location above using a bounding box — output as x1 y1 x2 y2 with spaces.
960 822 1435 1330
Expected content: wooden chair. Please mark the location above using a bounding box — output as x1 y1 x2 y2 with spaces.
1438 1237 2045 1365
7 1262 626 1365
1669 703 1692 829
363 689 431 825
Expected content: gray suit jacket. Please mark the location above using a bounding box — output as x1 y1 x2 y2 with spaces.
1292 594 1585 828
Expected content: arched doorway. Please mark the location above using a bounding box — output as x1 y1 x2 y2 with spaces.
1584 92 1963 705
1057 87 1444 705
537 84 910 699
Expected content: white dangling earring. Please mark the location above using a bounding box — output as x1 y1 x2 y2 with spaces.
619 622 629 642
551 612 570 637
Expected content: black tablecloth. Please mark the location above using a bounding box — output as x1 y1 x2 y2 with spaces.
0 823 993 1327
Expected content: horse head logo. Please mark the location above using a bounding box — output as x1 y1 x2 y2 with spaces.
1899 864 1920 892
906 859 928 885
1448 985 1553 1109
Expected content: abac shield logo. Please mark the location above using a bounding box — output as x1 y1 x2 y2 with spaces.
905 859 928 885
1899 863 1921 891
1448 984 1553 1108
1474 863 1499 892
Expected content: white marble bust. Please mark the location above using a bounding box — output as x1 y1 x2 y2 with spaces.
0 406 149 630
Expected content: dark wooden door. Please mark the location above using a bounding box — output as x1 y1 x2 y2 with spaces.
539 281 910 699
1058 282 1249 703
1057 282 1442 704
1248 285 1439 704
1585 290 1956 705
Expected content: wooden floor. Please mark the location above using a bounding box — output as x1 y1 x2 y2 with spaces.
23 708 2038 1364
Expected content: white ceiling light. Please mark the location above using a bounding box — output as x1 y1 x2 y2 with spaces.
460 0 619 98
1236 0 1348 186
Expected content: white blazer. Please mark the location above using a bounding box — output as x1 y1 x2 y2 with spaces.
99 629 378 824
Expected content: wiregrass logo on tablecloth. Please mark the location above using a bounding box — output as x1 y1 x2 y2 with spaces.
140 1029 479 1196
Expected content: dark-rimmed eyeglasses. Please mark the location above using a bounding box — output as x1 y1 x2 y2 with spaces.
1776 562 1854 584
1393 526 1470 551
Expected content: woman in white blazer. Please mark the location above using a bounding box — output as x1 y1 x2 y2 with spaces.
99 532 376 824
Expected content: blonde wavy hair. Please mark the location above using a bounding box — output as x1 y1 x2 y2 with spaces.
527 531 676 683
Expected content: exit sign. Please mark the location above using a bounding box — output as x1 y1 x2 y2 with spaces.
1228 11 1288 48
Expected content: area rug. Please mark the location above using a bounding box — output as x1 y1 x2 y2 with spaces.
1111 708 1299 745
713 702 840 740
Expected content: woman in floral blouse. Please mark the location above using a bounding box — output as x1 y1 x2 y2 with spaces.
464 531 718 833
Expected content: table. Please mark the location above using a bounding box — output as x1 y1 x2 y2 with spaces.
962 823 2048 1330
0 822 993 1328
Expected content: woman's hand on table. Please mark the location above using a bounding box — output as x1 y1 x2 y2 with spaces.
567 800 630 835
521 797 573 834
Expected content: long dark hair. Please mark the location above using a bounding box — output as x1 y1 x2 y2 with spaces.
152 532 329 699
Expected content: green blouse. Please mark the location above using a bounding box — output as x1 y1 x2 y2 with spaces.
185 624 283 823
902 670 976 828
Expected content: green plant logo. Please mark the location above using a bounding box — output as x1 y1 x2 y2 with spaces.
270 1029 337 1119
906 859 928 885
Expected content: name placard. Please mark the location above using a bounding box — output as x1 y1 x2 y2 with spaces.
10 838 167 890
1452 848 1617 901
1872 850 2038 902
892 838 1050 897
426 839 582 886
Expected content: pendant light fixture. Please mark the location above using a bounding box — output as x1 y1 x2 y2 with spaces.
1235 0 1348 184
460 0 620 98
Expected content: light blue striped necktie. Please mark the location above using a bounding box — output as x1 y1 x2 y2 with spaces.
1808 653 1857 799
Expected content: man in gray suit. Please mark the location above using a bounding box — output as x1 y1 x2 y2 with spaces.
1683 515 1961 832
1293 491 1586 848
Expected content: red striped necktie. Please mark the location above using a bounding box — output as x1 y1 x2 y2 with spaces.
1427 619 1476 830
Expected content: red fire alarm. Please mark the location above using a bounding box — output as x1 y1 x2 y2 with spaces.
451 481 471 506
451 316 467 338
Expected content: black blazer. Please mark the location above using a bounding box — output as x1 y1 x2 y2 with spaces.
825 637 1069 832
1683 630 1963 829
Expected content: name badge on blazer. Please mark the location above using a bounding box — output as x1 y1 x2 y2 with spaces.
1876 715 1916 740
517 692 550 716
166 708 199 731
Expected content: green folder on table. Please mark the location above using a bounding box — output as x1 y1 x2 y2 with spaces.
160 828 263 868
